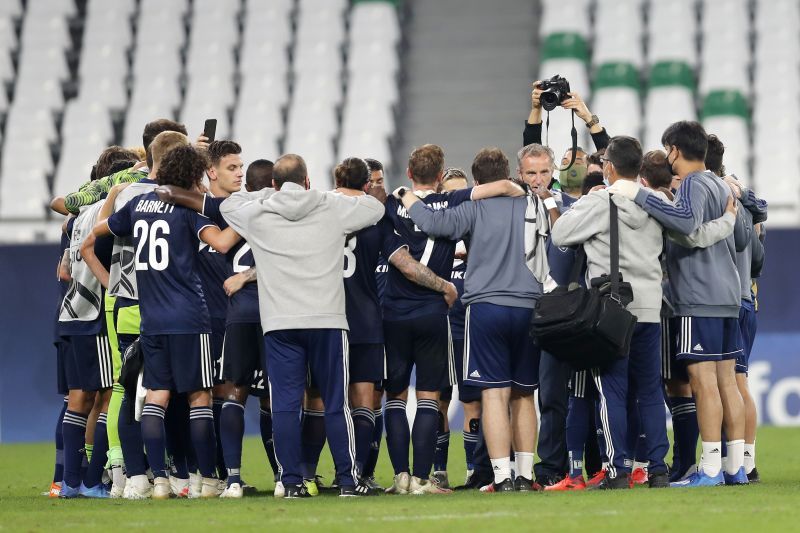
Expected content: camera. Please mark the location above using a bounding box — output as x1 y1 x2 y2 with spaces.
538 75 571 111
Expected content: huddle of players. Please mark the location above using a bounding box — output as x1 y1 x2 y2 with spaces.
48 117 496 499
48 101 767 500
515 84 767 491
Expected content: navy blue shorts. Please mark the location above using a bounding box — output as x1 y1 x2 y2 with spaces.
736 300 757 374
56 338 70 395
67 333 114 391
222 322 269 397
211 317 226 384
349 343 385 384
464 303 539 393
661 317 688 382
675 316 743 363
140 333 215 393
384 314 454 394
450 338 482 403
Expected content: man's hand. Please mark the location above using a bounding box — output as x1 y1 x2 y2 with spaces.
443 282 458 308
534 184 553 200
392 186 408 200
589 184 606 193
195 134 210 151
561 92 593 123
528 81 543 124
133 160 148 171
725 194 738 215
608 179 640 200
223 272 247 297
723 175 742 199
531 81 542 110
155 185 178 204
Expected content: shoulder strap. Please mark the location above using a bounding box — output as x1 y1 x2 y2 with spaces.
568 246 586 286
609 197 620 296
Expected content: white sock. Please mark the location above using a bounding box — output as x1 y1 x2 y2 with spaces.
632 460 648 472
726 440 744 475
700 441 722 477
515 452 534 480
490 457 511 484
744 442 756 473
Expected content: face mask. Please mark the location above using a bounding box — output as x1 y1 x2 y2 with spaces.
665 148 677 176
558 164 587 191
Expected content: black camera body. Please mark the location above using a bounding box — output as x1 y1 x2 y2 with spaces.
538 75 571 111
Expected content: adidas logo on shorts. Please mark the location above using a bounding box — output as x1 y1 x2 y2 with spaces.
470 370 481 378
693 343 704 352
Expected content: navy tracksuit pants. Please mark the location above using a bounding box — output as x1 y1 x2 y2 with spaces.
264 329 357 487
591 322 669 479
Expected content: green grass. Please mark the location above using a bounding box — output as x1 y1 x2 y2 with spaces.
2 428 800 532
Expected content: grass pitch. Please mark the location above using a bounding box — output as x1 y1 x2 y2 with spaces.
1 427 799 532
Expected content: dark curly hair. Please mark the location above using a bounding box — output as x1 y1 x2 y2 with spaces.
156 145 209 189
207 140 242 167
334 157 369 189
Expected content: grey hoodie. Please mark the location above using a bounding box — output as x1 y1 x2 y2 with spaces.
408 195 542 309
551 186 736 323
551 189 665 323
632 171 744 318
220 182 384 333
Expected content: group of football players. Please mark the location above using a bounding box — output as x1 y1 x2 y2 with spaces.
45 82 767 500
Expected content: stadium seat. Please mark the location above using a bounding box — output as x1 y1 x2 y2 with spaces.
592 62 642 138
701 90 750 183
540 0 591 40
643 61 697 151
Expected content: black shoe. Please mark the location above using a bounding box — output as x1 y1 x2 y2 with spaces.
492 478 515 492
283 483 311 499
747 468 760 483
648 472 669 488
241 479 258 495
595 474 630 490
345 481 379 497
513 476 534 492
532 475 561 492
455 472 493 491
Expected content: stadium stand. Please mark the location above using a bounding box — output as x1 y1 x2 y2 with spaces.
0 0 403 237
1 0 799 238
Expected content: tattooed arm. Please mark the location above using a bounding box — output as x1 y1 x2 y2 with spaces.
388 247 458 307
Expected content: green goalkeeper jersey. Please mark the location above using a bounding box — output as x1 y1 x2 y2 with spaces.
64 167 149 214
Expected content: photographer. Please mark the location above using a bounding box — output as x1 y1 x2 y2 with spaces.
524 80 611 152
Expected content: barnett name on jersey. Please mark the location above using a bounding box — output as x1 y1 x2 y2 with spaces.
107 192 216 335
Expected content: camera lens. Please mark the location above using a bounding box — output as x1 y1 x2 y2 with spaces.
540 91 560 112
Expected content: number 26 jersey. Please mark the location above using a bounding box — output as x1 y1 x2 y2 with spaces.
108 191 216 335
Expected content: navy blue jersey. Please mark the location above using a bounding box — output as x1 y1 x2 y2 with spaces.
375 256 389 304
203 195 259 324
197 243 230 320
107 191 214 335
201 195 227 228
449 256 467 340
383 189 472 320
344 218 400 344
226 240 261 324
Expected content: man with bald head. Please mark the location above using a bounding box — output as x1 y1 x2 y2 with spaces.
219 154 385 498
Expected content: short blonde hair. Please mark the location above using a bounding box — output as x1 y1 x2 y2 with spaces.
150 131 190 167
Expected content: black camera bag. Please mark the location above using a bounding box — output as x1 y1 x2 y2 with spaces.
530 198 637 370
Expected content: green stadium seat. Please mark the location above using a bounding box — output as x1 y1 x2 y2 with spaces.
540 32 589 63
